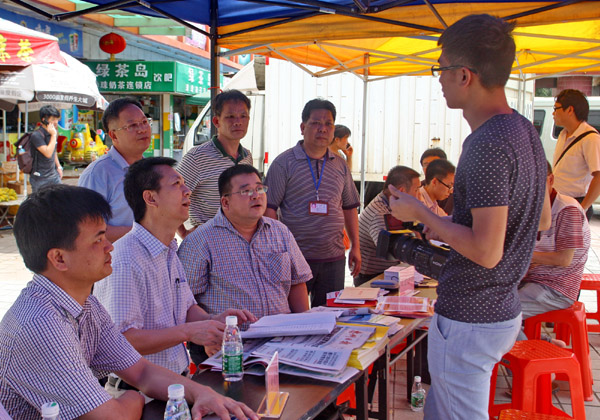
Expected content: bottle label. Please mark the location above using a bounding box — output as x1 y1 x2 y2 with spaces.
223 353 243 374
411 392 424 408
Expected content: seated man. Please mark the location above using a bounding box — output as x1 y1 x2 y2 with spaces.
419 147 453 214
355 165 421 286
517 161 590 341
0 185 256 420
94 157 255 391
417 159 455 216
179 165 312 361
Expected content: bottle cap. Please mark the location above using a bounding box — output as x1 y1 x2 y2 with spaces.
167 383 185 399
226 316 238 326
41 402 60 417
414 376 421 383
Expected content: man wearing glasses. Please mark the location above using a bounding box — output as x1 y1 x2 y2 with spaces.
551 89 600 220
390 14 547 420
178 164 311 364
417 158 455 216
79 97 152 242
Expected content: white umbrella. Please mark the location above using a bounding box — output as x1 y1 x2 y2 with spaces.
0 52 108 111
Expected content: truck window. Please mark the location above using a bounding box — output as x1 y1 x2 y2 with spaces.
193 110 212 146
533 110 545 135
589 110 600 133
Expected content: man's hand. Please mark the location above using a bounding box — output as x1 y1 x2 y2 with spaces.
341 145 353 158
214 309 257 325
46 122 58 137
190 388 258 420
56 166 63 179
186 320 226 347
348 246 361 276
389 185 426 221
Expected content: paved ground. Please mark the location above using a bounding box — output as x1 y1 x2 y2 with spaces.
1 198 600 418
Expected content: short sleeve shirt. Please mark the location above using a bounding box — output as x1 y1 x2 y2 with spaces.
552 121 600 197
523 191 590 301
436 111 546 323
264 141 360 262
0 275 141 420
358 192 401 276
30 127 56 177
177 137 253 226
94 223 196 374
78 147 133 227
178 211 312 330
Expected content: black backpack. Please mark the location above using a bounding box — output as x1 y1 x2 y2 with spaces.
15 132 34 174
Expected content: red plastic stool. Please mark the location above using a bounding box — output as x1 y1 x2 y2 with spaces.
499 408 575 419
523 302 593 401
488 340 585 419
580 273 600 333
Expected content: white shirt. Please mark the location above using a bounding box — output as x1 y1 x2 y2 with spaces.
417 186 447 216
552 121 600 197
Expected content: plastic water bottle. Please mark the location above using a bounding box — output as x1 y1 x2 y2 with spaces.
222 315 244 382
410 375 425 412
164 384 191 420
41 402 60 420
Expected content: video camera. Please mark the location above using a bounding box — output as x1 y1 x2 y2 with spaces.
376 221 450 280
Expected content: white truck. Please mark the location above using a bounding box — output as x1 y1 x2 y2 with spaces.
183 57 534 196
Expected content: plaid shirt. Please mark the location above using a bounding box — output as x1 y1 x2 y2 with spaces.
0 275 140 420
94 223 196 374
178 210 312 330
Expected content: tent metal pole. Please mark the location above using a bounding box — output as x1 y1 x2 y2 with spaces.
360 54 369 211
210 0 219 139
2 110 6 163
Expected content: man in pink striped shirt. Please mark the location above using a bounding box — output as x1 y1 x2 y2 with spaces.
516 161 590 341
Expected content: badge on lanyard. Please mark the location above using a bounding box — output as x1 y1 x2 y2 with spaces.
304 150 328 216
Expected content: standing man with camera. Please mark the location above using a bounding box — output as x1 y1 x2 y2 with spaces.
30 105 63 193
389 15 547 420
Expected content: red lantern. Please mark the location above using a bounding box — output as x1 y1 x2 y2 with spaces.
99 33 126 60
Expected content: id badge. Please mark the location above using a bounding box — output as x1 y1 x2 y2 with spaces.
309 201 329 215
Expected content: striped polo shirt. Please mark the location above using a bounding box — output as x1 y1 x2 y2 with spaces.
177 136 253 226
522 190 590 301
358 192 401 276
264 141 360 263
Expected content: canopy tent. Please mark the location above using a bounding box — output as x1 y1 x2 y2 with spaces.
14 0 600 203
0 17 66 67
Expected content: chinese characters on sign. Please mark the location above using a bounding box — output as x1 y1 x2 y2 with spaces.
85 61 212 95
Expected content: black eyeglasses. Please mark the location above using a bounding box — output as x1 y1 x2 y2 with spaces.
553 106 563 111
436 178 454 191
431 65 478 77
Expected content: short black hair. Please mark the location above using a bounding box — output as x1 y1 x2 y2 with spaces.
124 157 177 223
39 105 60 121
420 148 447 166
218 164 261 197
384 166 420 192
14 185 111 274
334 124 351 139
102 97 143 132
425 159 456 184
302 98 336 123
214 90 251 117
438 14 516 89
555 89 589 121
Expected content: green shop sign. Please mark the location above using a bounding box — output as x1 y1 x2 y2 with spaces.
86 61 220 95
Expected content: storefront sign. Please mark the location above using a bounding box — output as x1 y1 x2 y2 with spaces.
86 61 218 95
0 9 83 58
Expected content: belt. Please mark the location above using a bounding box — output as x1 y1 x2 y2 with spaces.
107 368 190 392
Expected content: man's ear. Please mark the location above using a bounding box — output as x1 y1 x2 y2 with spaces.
47 248 68 272
221 195 229 211
143 190 158 208
212 115 220 129
300 122 306 136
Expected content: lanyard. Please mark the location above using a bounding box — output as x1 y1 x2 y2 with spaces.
304 150 326 201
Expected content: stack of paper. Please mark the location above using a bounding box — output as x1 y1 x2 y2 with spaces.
326 288 383 308
241 312 337 338
374 296 435 318
338 322 390 370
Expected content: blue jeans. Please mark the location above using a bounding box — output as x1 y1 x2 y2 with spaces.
516 282 574 341
424 313 521 420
